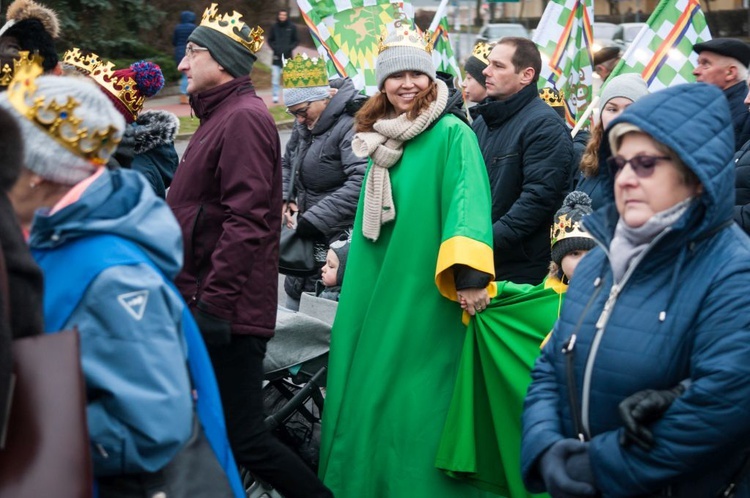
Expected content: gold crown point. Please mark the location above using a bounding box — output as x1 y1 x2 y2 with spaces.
63 48 104 75
377 25 433 55
1 51 44 87
7 56 121 165
200 3 264 53
471 42 492 64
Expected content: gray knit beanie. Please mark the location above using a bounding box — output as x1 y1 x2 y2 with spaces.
0 75 125 185
464 55 487 87
189 25 256 78
599 73 649 109
376 29 436 90
283 85 331 108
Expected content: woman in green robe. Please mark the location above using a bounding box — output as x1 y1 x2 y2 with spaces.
317 26 497 498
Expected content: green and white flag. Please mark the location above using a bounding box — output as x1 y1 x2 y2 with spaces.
428 0 462 81
297 0 415 95
608 0 711 91
533 0 595 128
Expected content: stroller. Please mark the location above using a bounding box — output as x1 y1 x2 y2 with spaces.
244 293 335 498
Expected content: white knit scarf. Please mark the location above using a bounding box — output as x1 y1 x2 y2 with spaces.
351 79 449 241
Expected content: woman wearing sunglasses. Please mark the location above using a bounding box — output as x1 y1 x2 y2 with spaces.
521 82 750 497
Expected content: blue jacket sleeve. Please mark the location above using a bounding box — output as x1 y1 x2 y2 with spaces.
521 322 567 492
589 264 750 496
66 264 193 476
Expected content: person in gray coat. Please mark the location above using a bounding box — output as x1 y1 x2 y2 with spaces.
281 76 367 309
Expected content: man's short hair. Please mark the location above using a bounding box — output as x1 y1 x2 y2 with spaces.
498 36 541 83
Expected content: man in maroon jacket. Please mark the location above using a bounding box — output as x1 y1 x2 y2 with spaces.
167 4 332 497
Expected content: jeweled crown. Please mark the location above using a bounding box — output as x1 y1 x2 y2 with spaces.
539 87 566 107
471 41 492 65
550 213 591 247
7 55 121 165
377 26 433 55
199 3 264 53
62 48 104 75
89 61 142 121
282 53 328 88
0 50 42 87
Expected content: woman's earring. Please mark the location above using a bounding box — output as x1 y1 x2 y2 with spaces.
29 181 37 189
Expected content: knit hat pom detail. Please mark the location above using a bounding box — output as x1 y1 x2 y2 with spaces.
130 61 164 97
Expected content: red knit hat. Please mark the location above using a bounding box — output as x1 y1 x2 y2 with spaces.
99 60 164 123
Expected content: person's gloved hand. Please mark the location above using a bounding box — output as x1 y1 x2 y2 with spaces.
192 301 232 346
540 439 598 498
618 383 686 450
295 216 322 239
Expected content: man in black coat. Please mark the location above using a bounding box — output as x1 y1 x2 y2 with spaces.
693 38 750 151
267 9 299 104
472 37 574 285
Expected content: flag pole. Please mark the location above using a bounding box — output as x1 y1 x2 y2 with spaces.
429 0 451 32
571 96 599 138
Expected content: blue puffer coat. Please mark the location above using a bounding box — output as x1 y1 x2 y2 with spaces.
522 83 750 497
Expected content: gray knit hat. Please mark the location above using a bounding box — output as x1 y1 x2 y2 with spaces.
599 73 649 109
283 86 331 108
375 28 436 90
0 75 125 185
189 25 257 78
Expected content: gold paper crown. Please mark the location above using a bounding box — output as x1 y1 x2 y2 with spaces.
539 87 565 107
7 54 121 165
199 3 264 53
282 53 328 89
89 61 143 121
0 51 42 87
62 48 104 75
550 213 592 247
471 41 492 65
377 26 433 55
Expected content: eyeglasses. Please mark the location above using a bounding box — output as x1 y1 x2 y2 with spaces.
606 154 671 178
286 101 312 118
185 45 209 59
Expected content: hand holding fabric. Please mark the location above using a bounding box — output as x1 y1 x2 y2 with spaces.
618 383 686 450
539 439 598 497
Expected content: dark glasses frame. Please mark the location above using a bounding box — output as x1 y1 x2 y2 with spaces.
606 154 671 178
286 101 312 118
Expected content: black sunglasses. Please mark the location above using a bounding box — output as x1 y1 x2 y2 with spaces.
606 154 671 178
286 101 311 118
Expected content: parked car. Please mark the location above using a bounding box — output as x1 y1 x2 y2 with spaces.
475 23 530 45
612 22 647 49
592 21 620 53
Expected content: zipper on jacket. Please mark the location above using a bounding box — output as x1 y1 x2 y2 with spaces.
190 204 205 302
580 228 671 436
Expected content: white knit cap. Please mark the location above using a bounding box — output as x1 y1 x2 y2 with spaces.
0 75 125 185
600 73 649 109
283 85 331 108
375 30 436 90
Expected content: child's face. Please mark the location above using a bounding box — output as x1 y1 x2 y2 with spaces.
561 249 589 280
321 249 339 287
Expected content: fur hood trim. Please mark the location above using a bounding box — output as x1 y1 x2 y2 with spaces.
134 110 179 154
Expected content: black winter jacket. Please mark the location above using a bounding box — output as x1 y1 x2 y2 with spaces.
472 84 574 284
733 138 750 234
268 19 299 67
725 81 750 152
282 78 366 242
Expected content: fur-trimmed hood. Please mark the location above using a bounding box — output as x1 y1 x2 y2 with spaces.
134 110 179 155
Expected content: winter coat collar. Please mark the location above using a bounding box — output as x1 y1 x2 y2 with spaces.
474 83 539 129
191 76 255 121
311 78 357 135
134 110 179 155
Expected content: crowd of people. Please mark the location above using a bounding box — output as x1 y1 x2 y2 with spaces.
2 0 750 497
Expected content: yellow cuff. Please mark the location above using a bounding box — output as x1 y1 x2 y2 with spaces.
435 235 496 302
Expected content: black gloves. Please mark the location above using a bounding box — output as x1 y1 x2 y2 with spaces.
192 301 232 346
539 439 597 497
295 216 322 239
618 383 686 450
